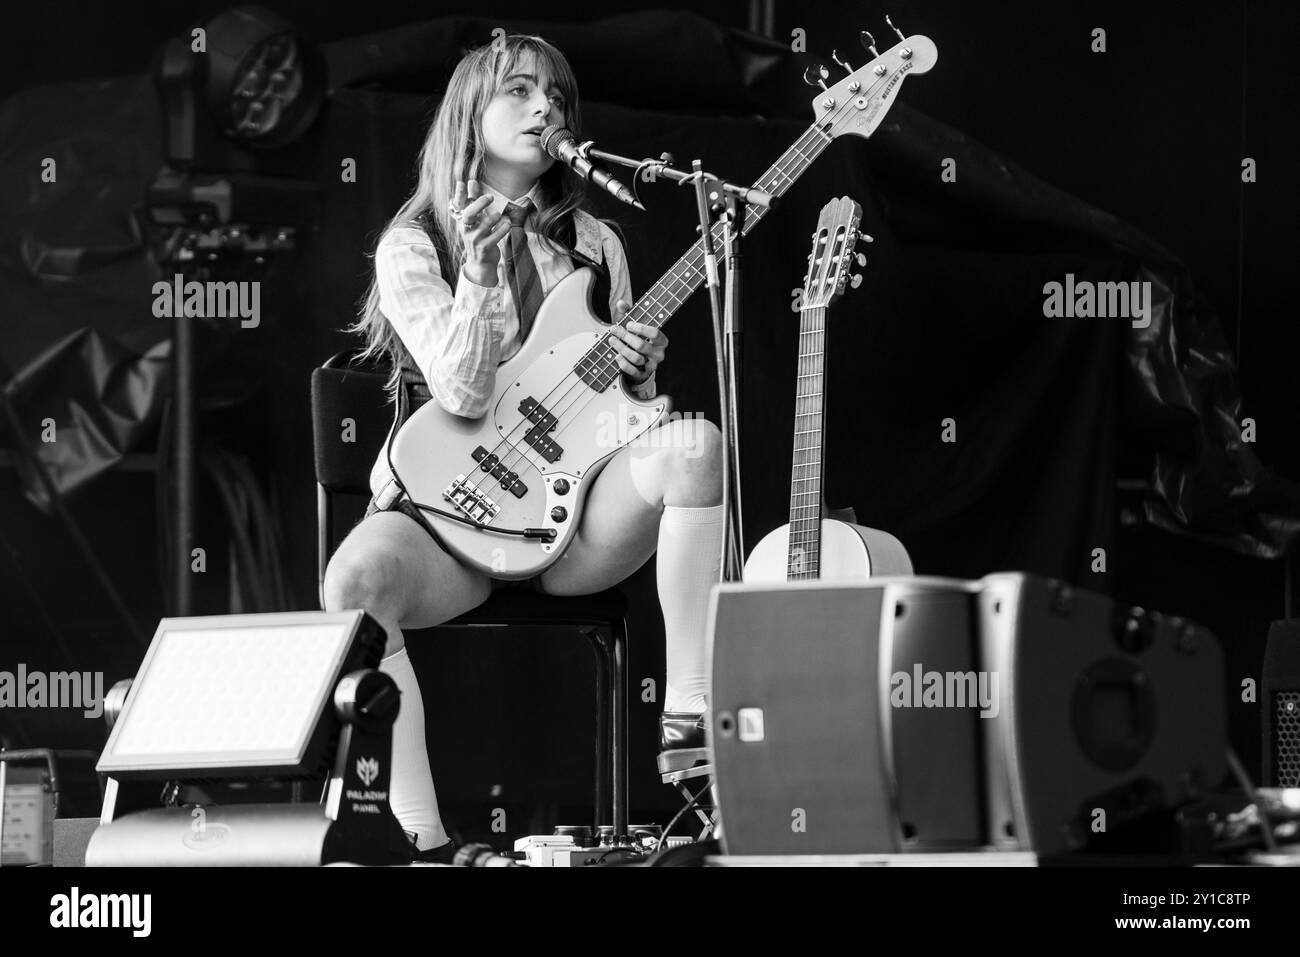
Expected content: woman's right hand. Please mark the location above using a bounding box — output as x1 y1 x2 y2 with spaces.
454 179 511 287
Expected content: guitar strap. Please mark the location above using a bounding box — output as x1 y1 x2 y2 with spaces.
393 211 613 433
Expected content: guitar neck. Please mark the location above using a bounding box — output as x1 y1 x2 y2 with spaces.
626 124 835 331
788 304 827 580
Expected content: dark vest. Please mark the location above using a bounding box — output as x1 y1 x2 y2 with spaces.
394 210 614 430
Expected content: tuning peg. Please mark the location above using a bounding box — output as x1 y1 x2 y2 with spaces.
855 252 868 267
885 14 906 42
803 63 830 90
851 273 865 289
831 49 854 73
859 30 880 58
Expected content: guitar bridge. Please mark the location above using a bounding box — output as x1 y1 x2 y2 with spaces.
442 474 501 525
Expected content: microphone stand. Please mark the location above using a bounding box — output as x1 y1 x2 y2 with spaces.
721 195 747 581
580 144 772 582
689 165 749 582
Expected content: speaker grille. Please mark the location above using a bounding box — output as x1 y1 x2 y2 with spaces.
1276 692 1300 786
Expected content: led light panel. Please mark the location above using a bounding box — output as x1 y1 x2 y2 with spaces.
98 612 366 776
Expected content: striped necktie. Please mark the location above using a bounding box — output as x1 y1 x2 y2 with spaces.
503 198 543 342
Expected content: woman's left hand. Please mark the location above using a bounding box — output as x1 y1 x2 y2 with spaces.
608 302 667 384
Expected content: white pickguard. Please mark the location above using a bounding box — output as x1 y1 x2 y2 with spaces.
388 268 668 579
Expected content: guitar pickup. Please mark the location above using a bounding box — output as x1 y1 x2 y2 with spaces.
524 425 562 463
472 446 528 498
518 397 557 432
516 400 563 462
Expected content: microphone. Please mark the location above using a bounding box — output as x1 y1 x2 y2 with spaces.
541 126 645 211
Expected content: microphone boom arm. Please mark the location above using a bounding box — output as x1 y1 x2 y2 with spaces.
579 144 777 211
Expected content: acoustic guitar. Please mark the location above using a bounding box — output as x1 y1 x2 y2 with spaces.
744 196 912 581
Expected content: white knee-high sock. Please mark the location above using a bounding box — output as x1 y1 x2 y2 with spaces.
380 645 447 851
656 504 724 714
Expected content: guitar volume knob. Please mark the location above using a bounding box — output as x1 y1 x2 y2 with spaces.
550 506 569 523
552 478 570 495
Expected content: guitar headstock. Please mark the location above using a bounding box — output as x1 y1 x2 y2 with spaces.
805 17 937 142
801 196 866 311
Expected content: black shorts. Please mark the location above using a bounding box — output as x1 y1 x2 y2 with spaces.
363 484 547 594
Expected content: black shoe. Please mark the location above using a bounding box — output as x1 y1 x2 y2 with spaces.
659 711 707 751
413 840 457 864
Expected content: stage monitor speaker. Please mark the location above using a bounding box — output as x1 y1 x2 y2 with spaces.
1261 620 1300 787
709 577 985 856
708 574 1228 858
977 574 1226 855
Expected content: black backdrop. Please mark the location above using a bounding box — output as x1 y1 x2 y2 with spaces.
1 2 1297 824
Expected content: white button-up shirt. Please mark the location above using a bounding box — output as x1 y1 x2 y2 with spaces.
368 182 653 496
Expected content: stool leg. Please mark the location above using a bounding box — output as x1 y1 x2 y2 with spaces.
317 484 332 611
610 618 629 841
583 626 612 830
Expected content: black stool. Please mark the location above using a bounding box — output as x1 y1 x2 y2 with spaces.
310 349 629 835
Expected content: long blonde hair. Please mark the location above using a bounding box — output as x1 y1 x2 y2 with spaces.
350 34 586 394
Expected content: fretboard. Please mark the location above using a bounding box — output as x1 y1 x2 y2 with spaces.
787 305 826 580
577 122 836 388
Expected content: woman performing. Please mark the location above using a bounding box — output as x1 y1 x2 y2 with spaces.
324 33 723 861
